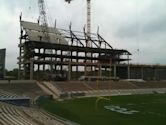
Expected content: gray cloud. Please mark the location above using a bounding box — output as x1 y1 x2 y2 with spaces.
0 0 166 69
143 16 166 35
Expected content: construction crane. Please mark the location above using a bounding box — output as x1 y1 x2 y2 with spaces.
38 0 53 73
65 0 92 73
38 0 50 43
65 0 91 48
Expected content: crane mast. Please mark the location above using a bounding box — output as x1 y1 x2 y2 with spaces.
87 0 91 47
65 0 92 73
38 0 53 72
38 0 50 43
65 0 91 47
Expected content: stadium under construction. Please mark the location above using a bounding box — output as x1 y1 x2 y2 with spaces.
1 1 166 125
18 18 166 81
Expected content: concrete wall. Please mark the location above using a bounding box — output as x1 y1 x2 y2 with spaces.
155 68 166 80
116 66 128 79
0 80 36 84
113 65 166 80
130 67 142 79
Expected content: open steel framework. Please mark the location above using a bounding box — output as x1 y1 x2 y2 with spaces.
18 18 131 80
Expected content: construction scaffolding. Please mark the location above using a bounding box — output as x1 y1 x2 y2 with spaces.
18 18 131 80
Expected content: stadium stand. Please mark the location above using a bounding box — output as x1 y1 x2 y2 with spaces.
53 81 90 92
0 102 77 125
0 81 45 99
85 81 139 90
1 80 166 100
52 81 139 92
22 107 72 125
0 102 38 125
131 81 166 89
50 81 166 98
0 90 30 106
53 81 166 91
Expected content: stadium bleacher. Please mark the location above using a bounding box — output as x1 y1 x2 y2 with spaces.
53 81 166 91
53 81 90 92
0 90 30 106
52 81 139 92
1 80 166 125
1 80 166 100
0 81 45 99
0 102 38 125
22 107 67 125
0 101 74 125
50 81 166 98
131 81 166 89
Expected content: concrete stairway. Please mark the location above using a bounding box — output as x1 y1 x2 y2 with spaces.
36 81 59 99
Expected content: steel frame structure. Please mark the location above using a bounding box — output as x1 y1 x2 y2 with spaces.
18 19 131 80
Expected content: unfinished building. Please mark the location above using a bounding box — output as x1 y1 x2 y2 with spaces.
18 18 131 80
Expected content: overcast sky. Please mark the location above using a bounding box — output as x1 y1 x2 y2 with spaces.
0 0 166 70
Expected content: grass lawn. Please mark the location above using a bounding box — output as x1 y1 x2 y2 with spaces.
40 94 166 125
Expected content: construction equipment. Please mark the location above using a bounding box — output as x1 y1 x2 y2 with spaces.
38 0 50 43
65 0 92 73
38 0 53 72
65 0 91 47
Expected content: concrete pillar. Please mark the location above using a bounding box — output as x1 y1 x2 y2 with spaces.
38 64 40 71
38 48 40 54
30 60 34 80
114 65 117 78
43 64 45 71
84 64 87 76
68 63 71 81
99 64 102 76
154 67 157 80
61 50 63 71
109 65 111 78
43 49 45 70
141 67 144 80
127 66 130 79
76 51 78 73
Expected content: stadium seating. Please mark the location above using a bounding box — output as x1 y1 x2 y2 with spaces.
132 81 166 89
22 107 66 125
0 90 27 99
51 81 166 98
0 90 30 106
53 81 90 92
0 82 45 99
52 81 139 92
84 81 138 90
0 102 73 125
0 102 38 125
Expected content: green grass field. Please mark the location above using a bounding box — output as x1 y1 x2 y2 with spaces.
40 94 166 125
